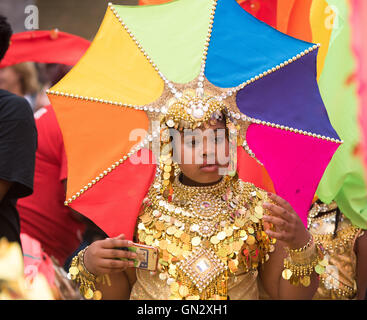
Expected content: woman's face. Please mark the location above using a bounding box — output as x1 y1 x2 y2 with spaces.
173 120 230 185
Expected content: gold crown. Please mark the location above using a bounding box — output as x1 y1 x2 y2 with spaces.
161 89 228 131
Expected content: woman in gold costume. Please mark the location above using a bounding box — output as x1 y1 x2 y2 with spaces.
308 200 367 300
68 96 329 300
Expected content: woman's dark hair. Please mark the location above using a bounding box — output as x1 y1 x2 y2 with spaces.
0 15 12 62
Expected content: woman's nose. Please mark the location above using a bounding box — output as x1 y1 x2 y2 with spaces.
202 138 216 161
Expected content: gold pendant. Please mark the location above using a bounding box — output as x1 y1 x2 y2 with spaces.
176 245 227 294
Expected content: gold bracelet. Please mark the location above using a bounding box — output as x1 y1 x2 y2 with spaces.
288 242 318 265
282 244 329 287
285 234 314 254
78 247 96 281
68 247 103 300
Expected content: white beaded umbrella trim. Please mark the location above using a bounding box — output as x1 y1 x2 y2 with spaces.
216 44 322 102
229 111 343 144
63 128 159 206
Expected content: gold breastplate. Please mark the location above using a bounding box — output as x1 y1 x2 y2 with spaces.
132 175 274 300
308 202 362 299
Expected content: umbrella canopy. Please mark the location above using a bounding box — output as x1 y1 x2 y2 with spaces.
238 0 367 229
47 0 341 239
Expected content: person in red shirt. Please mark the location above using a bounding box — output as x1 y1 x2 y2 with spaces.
17 104 86 265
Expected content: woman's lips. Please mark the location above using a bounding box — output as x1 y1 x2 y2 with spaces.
199 164 219 172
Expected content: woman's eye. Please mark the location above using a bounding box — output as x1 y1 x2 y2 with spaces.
185 138 198 147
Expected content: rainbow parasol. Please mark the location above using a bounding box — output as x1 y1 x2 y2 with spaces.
47 0 341 239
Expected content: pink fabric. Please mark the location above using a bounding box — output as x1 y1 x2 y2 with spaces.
20 233 55 288
247 124 340 226
350 0 367 183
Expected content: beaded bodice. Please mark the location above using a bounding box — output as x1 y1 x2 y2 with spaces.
130 175 275 300
308 202 362 299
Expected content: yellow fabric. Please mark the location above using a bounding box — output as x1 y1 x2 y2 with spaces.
310 0 333 80
51 8 164 106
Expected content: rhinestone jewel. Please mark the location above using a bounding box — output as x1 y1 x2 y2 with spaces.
192 108 204 119
198 221 215 238
200 201 212 210
166 119 175 127
176 246 227 292
191 224 200 232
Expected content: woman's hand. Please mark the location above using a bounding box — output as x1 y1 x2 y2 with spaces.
262 192 311 250
83 234 137 276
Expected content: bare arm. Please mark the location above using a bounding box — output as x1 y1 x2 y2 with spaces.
259 239 319 299
259 193 319 299
0 179 12 202
82 234 137 300
95 258 137 300
356 230 367 300
96 271 132 300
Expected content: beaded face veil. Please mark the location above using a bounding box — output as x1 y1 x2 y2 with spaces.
47 0 341 238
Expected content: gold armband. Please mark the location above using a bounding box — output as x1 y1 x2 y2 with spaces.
282 236 328 287
67 246 110 300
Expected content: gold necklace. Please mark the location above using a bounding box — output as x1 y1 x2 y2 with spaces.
137 175 275 300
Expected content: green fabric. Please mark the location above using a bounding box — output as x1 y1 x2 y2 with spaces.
113 0 214 83
316 0 367 229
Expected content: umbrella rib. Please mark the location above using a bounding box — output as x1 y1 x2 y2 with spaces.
64 126 160 207
215 44 322 102
227 110 343 144
196 0 218 98
45 89 166 114
108 2 183 101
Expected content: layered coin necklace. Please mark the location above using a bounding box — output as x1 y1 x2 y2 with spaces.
136 175 275 300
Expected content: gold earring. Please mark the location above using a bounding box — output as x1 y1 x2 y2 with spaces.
227 122 237 177
160 139 174 200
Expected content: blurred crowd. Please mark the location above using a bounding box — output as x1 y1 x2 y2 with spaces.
0 1 366 301
0 15 105 300
0 61 71 112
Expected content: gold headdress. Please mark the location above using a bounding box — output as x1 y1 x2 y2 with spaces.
157 87 244 197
